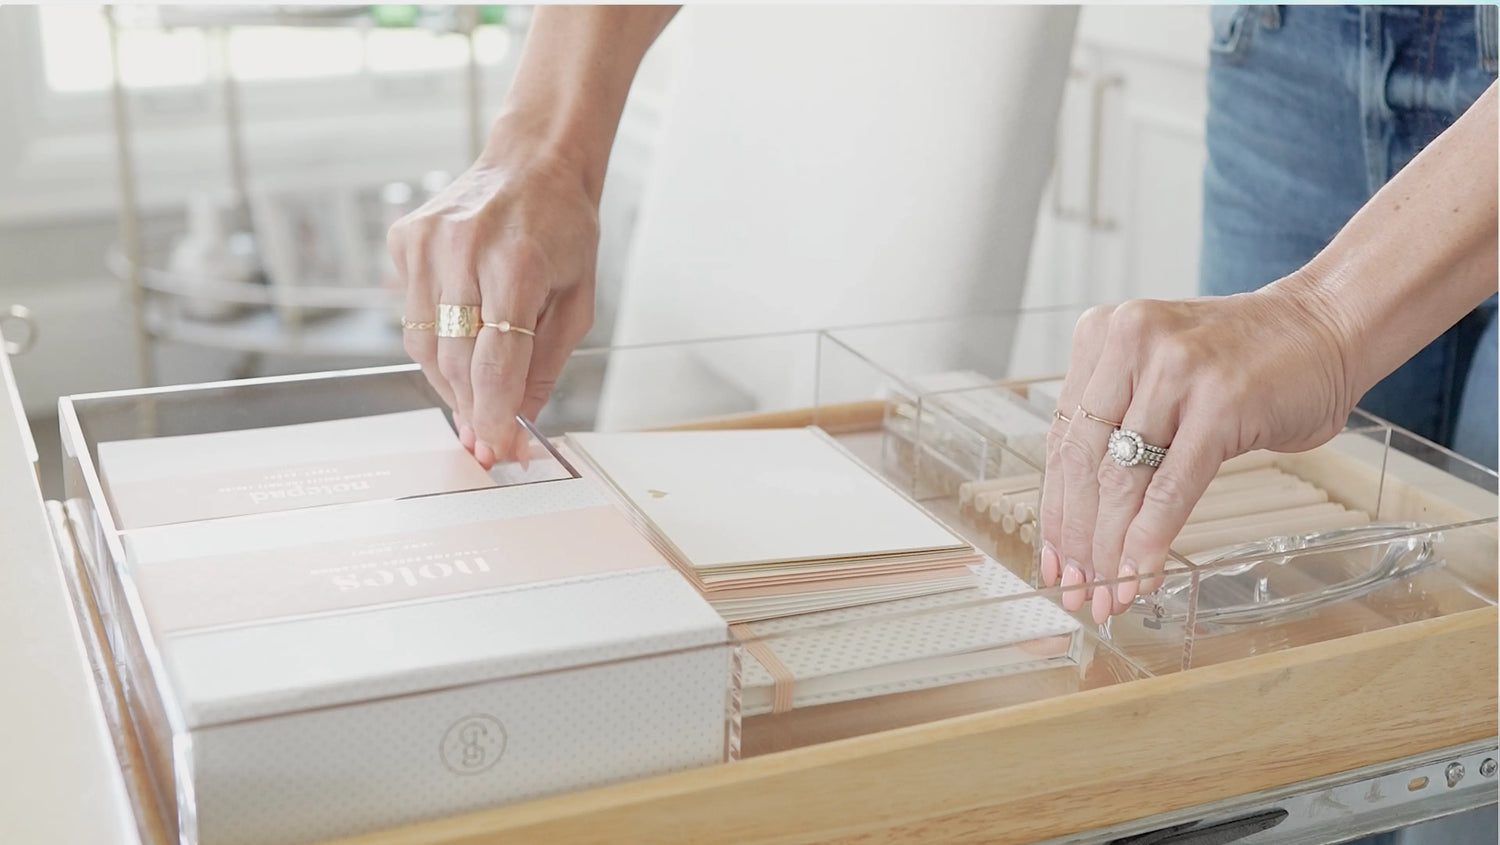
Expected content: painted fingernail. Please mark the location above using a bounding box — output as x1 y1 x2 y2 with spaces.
1040 542 1060 586
1116 561 1138 606
475 440 496 469
1061 560 1085 611
1092 586 1113 625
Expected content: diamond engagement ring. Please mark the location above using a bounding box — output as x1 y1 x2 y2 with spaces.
1108 428 1168 468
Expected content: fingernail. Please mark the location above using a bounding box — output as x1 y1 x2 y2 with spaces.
1092 586 1113 624
458 423 476 451
475 440 496 469
1116 560 1138 606
513 427 531 471
1040 542 1060 586
1061 560 1085 611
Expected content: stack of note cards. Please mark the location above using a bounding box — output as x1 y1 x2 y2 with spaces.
120 479 736 845
567 427 982 622
96 408 569 529
734 560 1080 715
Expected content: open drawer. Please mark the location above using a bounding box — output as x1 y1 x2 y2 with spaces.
10 311 1498 844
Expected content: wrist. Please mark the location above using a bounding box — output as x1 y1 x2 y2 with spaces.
1261 263 1362 412
477 105 608 205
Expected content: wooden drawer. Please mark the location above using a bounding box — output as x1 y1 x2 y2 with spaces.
25 350 1499 845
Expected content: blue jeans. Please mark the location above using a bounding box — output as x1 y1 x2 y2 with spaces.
1200 4 1498 470
1202 9 1497 842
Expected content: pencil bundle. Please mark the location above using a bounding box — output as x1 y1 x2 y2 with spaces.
959 450 1373 567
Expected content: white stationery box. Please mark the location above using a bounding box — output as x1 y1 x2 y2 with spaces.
58 370 739 845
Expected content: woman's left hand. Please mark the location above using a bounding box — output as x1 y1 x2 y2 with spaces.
1037 282 1357 623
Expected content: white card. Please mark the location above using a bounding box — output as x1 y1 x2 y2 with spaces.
569 428 968 570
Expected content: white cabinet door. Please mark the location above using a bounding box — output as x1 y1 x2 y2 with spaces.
1024 5 1211 309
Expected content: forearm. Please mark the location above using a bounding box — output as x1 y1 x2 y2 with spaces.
486 5 680 201
1274 83 1498 402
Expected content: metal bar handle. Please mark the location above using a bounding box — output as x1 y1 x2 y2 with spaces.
2 305 37 356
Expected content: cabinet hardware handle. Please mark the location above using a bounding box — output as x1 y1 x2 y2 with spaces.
1049 68 1091 223
1087 75 1125 231
1 305 36 357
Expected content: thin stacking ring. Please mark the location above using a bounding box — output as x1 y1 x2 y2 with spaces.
481 320 536 338
1076 405 1123 427
1052 409 1072 425
436 304 481 338
401 318 435 331
1108 428 1169 469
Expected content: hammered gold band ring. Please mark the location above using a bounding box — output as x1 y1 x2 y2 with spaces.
436 304 481 338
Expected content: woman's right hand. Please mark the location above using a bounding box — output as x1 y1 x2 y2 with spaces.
386 5 678 468
387 121 601 469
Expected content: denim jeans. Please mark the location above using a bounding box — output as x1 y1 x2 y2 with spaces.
1200 4 1498 470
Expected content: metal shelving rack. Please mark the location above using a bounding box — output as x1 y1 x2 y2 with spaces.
104 5 496 385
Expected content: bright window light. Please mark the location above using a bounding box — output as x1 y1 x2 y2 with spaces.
36 6 511 93
40 6 208 91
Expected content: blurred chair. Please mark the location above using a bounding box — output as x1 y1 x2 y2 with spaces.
597 5 1077 429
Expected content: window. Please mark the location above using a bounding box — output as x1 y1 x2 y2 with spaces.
37 6 512 93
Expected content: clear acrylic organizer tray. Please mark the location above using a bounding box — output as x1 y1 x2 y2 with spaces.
817 310 1499 678
53 309 1497 844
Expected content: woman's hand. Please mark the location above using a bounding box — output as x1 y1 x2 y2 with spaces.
1037 283 1356 623
386 6 678 469
387 130 599 469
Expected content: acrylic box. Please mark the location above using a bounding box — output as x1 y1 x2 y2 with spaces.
59 370 739 845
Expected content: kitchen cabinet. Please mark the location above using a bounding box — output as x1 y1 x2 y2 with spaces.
1025 6 1211 308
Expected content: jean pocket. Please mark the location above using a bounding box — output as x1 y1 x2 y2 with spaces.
1210 5 1257 63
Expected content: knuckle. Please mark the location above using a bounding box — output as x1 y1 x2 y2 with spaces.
1037 495 1063 533
472 414 510 446
1057 436 1097 480
402 333 434 363
385 226 408 267
1075 304 1115 338
1124 522 1172 560
1060 520 1094 561
471 355 508 384
574 302 596 337
437 349 470 387
1110 299 1160 338
1095 460 1138 501
1142 472 1192 518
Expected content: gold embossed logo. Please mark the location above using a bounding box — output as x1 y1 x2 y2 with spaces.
440 714 507 775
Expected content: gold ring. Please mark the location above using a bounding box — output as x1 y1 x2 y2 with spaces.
436 304 481 338
481 320 536 338
401 318 435 331
1053 409 1072 425
1076 405 1122 428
